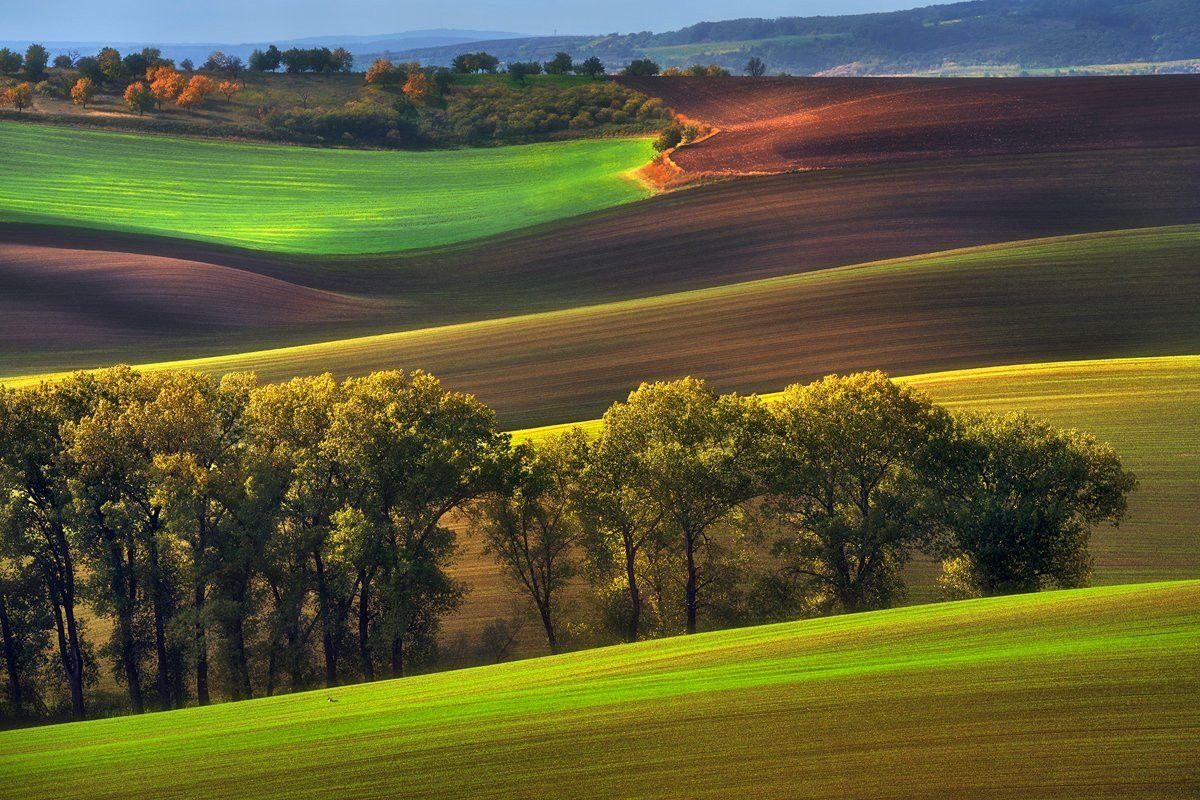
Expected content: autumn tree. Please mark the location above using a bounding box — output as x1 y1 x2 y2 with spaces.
931 412 1136 596
402 69 433 105
176 75 215 114
124 81 153 115
24 44 49 81
218 80 242 102
600 379 769 634
3 83 32 113
364 58 399 86
147 67 184 110
70 77 95 108
473 431 587 654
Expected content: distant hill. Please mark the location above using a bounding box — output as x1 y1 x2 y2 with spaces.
0 29 527 67
385 0 1200 75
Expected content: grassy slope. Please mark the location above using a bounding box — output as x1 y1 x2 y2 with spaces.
0 123 654 254
2 581 1196 799
6 226 1194 427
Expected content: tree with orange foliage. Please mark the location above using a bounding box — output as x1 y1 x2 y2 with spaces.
402 69 433 105
176 74 215 114
4 82 33 112
364 58 397 85
147 66 184 110
70 77 96 108
123 81 153 115
217 79 242 102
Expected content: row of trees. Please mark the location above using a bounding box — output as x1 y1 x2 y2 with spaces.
0 45 48 80
623 58 769 77
247 46 353 74
0 368 1133 725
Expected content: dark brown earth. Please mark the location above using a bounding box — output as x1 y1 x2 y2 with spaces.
619 75 1200 175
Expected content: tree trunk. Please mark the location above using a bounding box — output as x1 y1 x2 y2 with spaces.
0 593 23 718
684 531 698 635
314 552 338 687
145 524 178 709
227 586 253 701
105 528 144 714
624 535 641 642
357 572 373 681
44 537 86 718
390 636 403 679
539 603 558 655
193 581 209 706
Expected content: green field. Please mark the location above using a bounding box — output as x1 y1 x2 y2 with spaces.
0 123 655 254
2 581 1195 799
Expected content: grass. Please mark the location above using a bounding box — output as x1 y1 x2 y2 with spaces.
0 122 655 254
1 581 1195 799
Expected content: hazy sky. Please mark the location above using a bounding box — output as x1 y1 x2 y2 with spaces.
6 0 931 42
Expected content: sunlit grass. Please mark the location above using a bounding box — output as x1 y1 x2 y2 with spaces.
1 581 1195 799
0 122 655 254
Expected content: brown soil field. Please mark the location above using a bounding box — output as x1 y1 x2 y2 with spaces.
4 147 1200 374
618 75 1200 175
0 244 377 353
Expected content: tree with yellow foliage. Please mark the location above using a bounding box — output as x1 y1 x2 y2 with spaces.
4 82 33 112
123 81 153 115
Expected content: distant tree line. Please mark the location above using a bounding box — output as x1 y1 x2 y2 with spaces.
0 368 1133 725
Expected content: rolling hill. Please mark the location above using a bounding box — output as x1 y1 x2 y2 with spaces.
1 72 1197 683
392 0 1200 74
4 145 1200 374
621 74 1200 175
2 581 1196 799
7 226 1196 426
0 123 654 254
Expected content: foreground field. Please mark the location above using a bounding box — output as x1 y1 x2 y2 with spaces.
2 581 1195 799
620 75 1200 175
0 123 654 253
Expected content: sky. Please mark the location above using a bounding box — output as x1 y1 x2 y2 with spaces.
5 0 932 43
